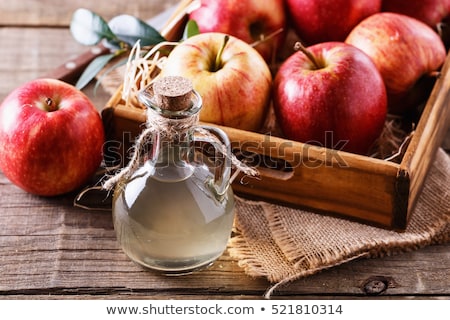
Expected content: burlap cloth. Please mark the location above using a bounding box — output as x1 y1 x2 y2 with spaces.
227 148 449 296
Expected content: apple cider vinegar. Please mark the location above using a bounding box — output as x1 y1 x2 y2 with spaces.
108 76 237 274
113 163 235 273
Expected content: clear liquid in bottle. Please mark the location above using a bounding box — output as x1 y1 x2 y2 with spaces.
113 161 235 274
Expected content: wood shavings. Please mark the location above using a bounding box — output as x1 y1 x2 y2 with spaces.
121 40 179 109
369 115 414 162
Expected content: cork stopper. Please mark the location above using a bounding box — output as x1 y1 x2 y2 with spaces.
153 76 194 111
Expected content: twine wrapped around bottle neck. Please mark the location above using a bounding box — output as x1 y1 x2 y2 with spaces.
102 76 258 191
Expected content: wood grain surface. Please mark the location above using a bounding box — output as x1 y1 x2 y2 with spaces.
0 0 449 300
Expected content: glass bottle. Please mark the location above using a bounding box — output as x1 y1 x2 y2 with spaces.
112 76 235 274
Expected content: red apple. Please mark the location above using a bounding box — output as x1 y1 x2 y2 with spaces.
0 78 104 196
382 0 450 28
346 12 447 114
273 42 387 155
159 32 272 132
189 0 286 62
286 0 382 45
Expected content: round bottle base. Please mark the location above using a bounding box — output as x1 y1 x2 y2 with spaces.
131 252 222 276
162 261 215 276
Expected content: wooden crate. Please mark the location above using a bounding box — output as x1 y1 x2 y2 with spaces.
101 3 450 230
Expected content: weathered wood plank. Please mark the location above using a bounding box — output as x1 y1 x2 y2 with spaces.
0 172 449 298
0 28 79 96
0 27 113 111
2 295 449 300
0 0 179 27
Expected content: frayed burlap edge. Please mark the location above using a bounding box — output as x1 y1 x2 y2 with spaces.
228 148 450 297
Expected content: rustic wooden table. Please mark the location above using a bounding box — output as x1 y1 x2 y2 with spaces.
0 1 449 300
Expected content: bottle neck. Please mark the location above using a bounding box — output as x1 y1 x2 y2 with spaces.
146 109 198 181
154 125 194 165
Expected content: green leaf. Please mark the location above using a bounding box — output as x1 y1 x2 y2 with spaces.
93 58 128 94
183 20 200 40
108 15 166 47
75 53 117 90
70 8 117 46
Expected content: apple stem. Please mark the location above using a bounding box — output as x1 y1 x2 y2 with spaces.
45 97 58 112
250 28 284 48
213 35 230 72
294 41 322 70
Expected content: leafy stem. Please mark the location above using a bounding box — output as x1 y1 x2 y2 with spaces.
69 9 166 90
69 8 200 90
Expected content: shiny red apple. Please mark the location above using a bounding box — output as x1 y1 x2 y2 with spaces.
346 12 447 114
189 0 286 62
0 78 104 196
286 0 381 45
382 0 450 28
273 42 387 155
159 32 272 132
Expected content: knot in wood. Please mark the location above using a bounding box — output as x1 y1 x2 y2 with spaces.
153 76 193 112
361 276 395 295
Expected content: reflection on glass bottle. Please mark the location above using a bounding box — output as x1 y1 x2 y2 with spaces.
112 76 235 274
